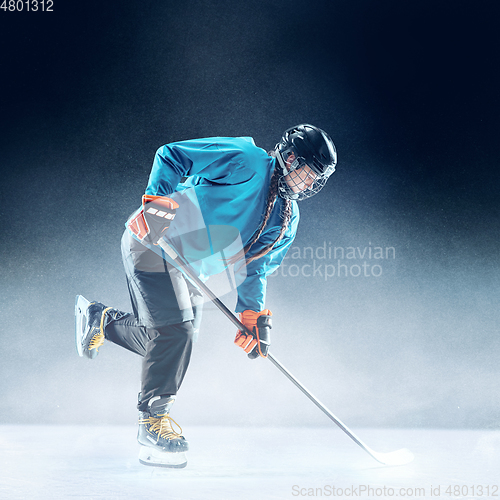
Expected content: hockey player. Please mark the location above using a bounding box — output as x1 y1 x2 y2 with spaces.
75 124 337 468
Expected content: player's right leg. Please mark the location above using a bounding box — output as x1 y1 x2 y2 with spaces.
121 229 199 468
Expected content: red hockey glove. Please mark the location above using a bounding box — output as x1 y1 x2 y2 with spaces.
234 309 272 359
128 195 179 245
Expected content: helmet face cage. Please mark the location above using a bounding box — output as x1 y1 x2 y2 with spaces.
275 125 337 201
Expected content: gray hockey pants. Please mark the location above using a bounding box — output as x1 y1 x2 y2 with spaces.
102 230 203 409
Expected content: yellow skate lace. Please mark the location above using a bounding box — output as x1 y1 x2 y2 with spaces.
88 306 112 353
140 413 183 442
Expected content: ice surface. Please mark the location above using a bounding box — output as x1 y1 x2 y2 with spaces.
0 426 498 500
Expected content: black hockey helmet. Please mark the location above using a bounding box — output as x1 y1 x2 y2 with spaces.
275 124 337 200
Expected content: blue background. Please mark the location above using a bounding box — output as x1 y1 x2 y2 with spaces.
0 0 498 429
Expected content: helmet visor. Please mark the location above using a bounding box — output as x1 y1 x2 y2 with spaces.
277 153 329 200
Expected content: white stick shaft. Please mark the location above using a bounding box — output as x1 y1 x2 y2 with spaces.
267 353 380 461
157 237 413 466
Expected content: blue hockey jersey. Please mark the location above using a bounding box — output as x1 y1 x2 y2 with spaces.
141 136 300 312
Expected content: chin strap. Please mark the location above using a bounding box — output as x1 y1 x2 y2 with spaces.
274 147 289 175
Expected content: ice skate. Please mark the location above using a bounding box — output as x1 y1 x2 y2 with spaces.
74 295 111 359
137 395 188 468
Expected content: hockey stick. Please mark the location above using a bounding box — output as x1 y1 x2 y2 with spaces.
158 238 414 466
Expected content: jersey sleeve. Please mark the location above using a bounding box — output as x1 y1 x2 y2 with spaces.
145 138 257 196
235 203 300 313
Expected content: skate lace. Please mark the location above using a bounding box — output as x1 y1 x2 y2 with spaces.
142 414 183 442
88 332 105 351
88 307 112 353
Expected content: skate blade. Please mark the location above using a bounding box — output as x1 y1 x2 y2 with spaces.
138 446 188 468
75 295 90 357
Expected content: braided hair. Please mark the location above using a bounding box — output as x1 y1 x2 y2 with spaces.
240 157 293 265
